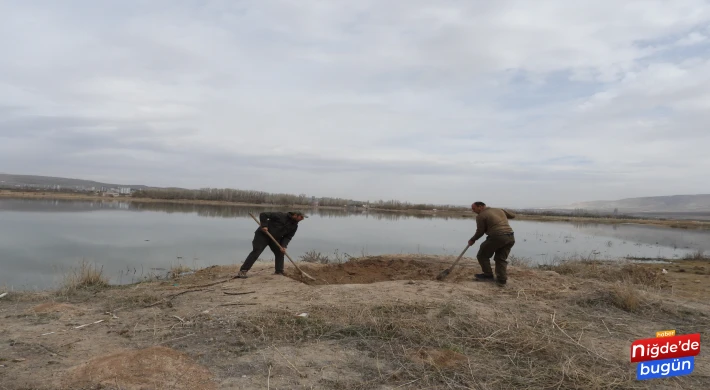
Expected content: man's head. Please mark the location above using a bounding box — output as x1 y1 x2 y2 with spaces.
471 201 486 214
289 211 308 222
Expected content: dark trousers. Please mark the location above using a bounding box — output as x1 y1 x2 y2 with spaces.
240 232 285 273
477 233 515 282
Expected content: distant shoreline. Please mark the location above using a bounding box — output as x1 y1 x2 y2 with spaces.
2 190 710 230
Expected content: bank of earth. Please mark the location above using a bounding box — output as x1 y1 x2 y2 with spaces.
1 255 709 389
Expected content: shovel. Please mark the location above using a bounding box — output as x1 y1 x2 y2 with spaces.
248 213 316 281
436 244 471 281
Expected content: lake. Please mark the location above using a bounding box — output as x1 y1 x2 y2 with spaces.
1 198 708 290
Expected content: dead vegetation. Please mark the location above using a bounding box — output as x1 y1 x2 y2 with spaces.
169 263 193 279
299 249 353 264
58 259 109 295
299 249 332 264
507 254 533 268
1 256 708 389
684 249 708 260
170 294 705 389
540 259 669 288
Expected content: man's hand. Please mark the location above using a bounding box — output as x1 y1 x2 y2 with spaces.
468 239 475 246
261 227 268 233
281 247 286 254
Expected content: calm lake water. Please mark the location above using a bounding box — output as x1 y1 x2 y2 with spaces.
1 198 708 290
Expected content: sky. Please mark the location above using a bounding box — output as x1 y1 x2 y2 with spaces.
1 1 709 208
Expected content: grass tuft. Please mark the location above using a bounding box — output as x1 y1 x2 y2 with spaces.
508 255 532 268
300 250 331 264
59 259 109 295
169 263 193 278
540 259 668 288
684 249 708 260
579 284 645 312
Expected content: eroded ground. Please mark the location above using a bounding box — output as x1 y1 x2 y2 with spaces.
1 255 709 389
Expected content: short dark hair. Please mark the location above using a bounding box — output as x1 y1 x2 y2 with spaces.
473 201 486 207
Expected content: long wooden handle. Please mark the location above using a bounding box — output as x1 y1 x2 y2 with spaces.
447 245 471 270
248 213 315 280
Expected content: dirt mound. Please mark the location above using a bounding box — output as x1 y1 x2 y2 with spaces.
410 348 468 368
289 256 482 285
62 346 216 390
32 302 80 313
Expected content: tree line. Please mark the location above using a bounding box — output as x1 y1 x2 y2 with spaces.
130 188 466 211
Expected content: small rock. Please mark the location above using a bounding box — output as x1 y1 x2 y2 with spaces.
296 313 308 318
406 280 415 285
12 358 26 363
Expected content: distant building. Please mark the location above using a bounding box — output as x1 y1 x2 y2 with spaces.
119 187 131 195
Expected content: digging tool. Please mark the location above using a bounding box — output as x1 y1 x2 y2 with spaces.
436 244 471 281
248 212 316 281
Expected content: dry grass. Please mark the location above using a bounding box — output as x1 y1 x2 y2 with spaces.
578 284 646 313
299 250 332 264
299 249 353 264
182 302 642 389
540 259 669 288
59 259 109 295
3 259 708 390
169 263 193 278
684 249 708 260
508 254 533 268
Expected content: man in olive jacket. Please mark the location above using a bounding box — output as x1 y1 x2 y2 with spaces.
468 201 516 286
236 211 307 278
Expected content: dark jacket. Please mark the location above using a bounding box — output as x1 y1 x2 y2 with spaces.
256 211 300 247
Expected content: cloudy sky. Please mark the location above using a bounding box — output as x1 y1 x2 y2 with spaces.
1 1 709 208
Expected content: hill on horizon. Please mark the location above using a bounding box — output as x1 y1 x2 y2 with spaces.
3 174 709 213
560 194 710 213
0 173 149 190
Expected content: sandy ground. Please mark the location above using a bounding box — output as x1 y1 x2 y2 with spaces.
1 255 709 389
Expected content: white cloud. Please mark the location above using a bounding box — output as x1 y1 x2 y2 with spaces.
677 31 708 45
1 0 710 207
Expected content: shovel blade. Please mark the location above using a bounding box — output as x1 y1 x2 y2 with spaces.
436 269 451 280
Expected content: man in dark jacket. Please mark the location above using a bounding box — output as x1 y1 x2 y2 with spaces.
236 211 307 278
468 201 516 286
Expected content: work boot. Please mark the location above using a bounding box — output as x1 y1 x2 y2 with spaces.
474 273 494 282
274 271 285 275
235 270 248 279
495 278 506 287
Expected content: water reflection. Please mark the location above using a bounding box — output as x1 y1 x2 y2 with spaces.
1 198 708 290
129 201 462 221
0 198 130 212
0 198 463 221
